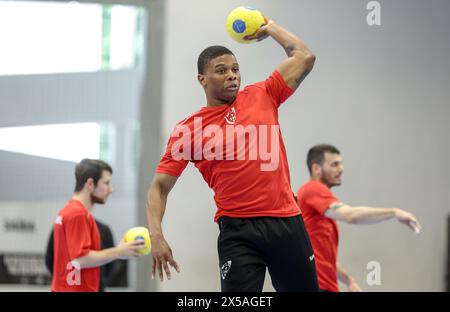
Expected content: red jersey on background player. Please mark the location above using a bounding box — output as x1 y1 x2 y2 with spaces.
298 144 422 292
51 159 144 292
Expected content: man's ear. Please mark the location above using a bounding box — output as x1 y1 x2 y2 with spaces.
198 74 207 88
311 163 322 177
85 178 95 191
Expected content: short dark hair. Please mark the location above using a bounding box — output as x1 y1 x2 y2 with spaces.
197 45 234 74
74 159 113 192
307 144 340 175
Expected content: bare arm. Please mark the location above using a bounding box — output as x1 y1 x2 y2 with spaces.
246 19 316 90
146 173 180 281
324 202 422 233
337 262 362 292
73 240 145 269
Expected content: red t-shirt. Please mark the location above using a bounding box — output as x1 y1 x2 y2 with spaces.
297 180 340 292
157 71 301 221
51 199 101 292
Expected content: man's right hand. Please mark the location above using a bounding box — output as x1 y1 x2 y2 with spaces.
394 208 422 234
244 16 273 42
116 239 146 260
151 234 180 281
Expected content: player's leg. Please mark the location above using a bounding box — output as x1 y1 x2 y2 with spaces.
265 216 319 291
217 217 266 292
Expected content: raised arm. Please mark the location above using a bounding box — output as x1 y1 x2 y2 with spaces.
324 202 422 233
146 173 180 281
246 18 316 90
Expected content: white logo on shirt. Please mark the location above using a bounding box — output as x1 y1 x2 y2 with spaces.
309 254 315 261
224 107 236 125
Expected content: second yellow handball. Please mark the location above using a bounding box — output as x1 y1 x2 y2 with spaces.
124 226 152 255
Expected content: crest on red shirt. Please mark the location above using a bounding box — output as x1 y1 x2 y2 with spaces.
224 107 236 125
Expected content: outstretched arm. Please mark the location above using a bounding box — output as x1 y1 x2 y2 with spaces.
146 173 180 281
324 202 422 233
246 18 316 90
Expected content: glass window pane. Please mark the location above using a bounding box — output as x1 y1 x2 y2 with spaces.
0 123 106 163
0 1 143 76
0 1 103 75
109 5 139 70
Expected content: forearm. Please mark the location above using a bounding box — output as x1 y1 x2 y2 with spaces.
74 248 120 269
265 22 312 58
263 21 315 89
146 183 168 239
349 207 396 224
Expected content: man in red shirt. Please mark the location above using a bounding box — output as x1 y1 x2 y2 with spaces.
51 159 144 292
146 17 319 291
297 144 422 292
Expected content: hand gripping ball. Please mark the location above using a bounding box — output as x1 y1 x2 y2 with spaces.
124 226 152 255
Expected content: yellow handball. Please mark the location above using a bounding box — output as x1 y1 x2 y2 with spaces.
226 6 265 44
124 227 151 255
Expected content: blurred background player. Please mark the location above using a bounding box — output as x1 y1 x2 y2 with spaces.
45 218 128 291
51 159 144 292
297 144 422 292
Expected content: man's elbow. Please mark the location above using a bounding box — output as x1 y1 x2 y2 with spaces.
345 213 358 224
303 52 316 70
292 51 316 71
334 209 356 224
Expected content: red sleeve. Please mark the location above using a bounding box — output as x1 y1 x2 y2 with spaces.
304 183 338 215
64 215 93 260
264 70 294 108
155 126 189 177
156 154 189 177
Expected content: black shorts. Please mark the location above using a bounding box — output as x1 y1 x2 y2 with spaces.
217 215 319 292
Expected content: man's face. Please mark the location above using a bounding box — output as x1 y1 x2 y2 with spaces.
319 152 344 188
91 170 113 204
199 54 241 104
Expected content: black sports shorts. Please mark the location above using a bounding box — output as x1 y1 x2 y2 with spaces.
217 215 319 292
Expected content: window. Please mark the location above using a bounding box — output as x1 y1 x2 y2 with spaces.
0 1 144 76
0 123 115 163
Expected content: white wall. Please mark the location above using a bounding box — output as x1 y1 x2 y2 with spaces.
157 0 450 291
